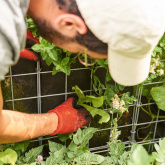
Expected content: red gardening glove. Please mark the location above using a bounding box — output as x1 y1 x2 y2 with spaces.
26 30 40 44
47 97 91 135
20 31 40 61
20 49 39 61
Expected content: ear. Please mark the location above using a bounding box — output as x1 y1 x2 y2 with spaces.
54 14 87 37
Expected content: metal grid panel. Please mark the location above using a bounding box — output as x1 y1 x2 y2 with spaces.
3 58 165 154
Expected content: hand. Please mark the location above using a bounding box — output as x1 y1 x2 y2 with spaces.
47 97 91 135
20 31 40 61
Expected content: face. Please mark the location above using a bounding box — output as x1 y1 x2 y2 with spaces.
27 0 107 59
32 17 107 59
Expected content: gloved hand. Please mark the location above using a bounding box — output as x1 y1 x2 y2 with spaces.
20 30 40 61
20 49 39 61
47 97 91 135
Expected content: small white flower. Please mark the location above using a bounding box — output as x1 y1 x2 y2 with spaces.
119 107 126 113
113 99 119 109
120 100 125 106
157 69 164 76
35 155 43 164
153 58 160 67
114 94 118 99
150 65 156 74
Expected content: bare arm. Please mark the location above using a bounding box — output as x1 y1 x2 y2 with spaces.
0 84 58 144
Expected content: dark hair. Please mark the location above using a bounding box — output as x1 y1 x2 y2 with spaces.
56 0 108 54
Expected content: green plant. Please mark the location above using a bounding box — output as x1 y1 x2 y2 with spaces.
32 36 77 75
1 16 165 165
136 34 165 141
72 85 110 124
2 127 165 165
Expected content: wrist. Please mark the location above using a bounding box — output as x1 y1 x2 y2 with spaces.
46 112 58 135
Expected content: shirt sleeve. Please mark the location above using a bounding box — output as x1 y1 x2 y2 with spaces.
0 0 28 81
0 33 14 81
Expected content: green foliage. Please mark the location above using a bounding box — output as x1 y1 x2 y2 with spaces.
74 153 104 165
96 59 108 69
2 124 165 165
17 145 44 164
128 145 150 165
3 16 163 165
152 138 165 164
0 148 17 165
72 128 98 147
150 85 165 111
72 85 110 124
57 133 73 142
32 37 76 75
26 16 39 38
27 16 76 76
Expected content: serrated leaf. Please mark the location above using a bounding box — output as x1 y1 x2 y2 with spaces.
73 128 98 146
31 44 42 52
118 151 130 164
61 57 70 66
100 156 116 165
23 145 43 164
45 155 57 165
150 85 165 111
109 142 125 157
0 149 17 165
67 151 75 158
68 141 77 151
52 66 58 75
65 66 71 75
51 49 58 61
45 56 53 66
74 152 104 165
47 49 56 61
13 140 30 153
45 147 67 165
48 141 64 153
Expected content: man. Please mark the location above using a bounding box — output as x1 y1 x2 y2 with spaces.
0 0 164 144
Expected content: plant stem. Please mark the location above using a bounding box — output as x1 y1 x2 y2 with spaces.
140 106 151 116
0 146 3 152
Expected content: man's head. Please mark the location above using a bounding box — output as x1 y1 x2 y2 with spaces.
27 0 108 58
27 0 165 86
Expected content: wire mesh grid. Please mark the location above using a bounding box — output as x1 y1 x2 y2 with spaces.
2 58 165 155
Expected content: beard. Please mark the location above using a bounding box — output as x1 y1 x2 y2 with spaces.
31 17 108 54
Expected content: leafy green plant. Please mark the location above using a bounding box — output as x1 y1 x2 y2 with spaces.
72 85 110 124
151 85 165 111
2 127 165 165
1 16 163 165
136 34 165 141
26 16 39 38
32 37 76 75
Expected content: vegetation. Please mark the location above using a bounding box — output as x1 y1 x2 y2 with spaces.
0 17 165 164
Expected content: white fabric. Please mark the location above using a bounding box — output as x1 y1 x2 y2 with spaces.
0 0 29 81
76 0 165 86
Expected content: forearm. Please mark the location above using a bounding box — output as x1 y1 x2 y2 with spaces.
0 110 58 144
0 84 3 112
